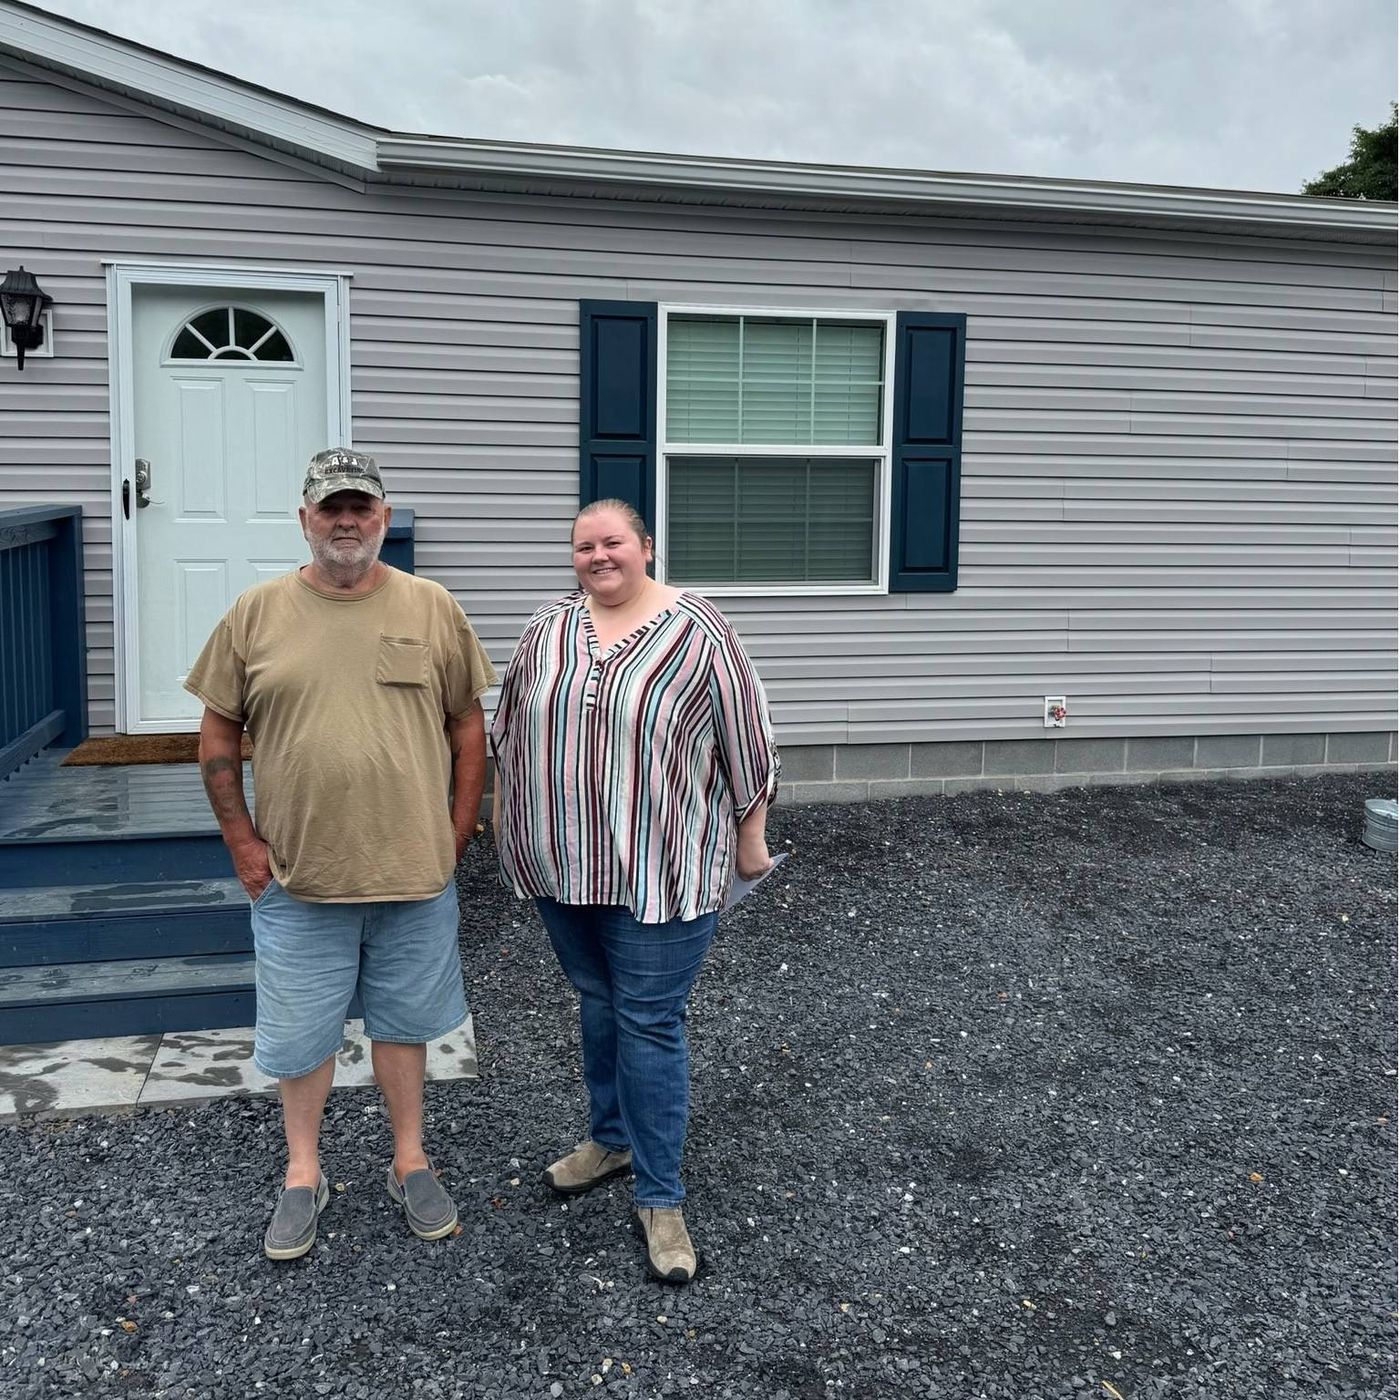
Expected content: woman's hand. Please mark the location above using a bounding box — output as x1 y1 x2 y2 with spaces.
735 800 773 879
735 829 773 880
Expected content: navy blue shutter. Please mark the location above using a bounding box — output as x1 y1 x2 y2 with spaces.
578 300 658 526
888 312 966 592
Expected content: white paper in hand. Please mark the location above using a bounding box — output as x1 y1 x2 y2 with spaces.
723 850 788 912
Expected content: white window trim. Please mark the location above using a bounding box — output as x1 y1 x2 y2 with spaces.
107 262 352 734
655 303 896 597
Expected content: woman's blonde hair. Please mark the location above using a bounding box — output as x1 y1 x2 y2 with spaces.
572 497 651 547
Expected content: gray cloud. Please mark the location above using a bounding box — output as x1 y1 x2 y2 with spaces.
25 0 1398 193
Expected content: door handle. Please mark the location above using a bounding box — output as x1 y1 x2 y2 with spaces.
133 458 152 509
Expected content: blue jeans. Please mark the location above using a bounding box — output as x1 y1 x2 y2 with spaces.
535 898 718 1208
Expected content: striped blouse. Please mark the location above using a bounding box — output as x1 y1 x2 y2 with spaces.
490 590 780 924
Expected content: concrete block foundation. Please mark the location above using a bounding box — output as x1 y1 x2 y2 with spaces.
776 731 1397 806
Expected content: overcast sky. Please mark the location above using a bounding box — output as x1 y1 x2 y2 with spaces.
26 0 1398 195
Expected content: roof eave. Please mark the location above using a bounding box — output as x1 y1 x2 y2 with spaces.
0 0 383 173
375 138 1400 241
2 0 1395 242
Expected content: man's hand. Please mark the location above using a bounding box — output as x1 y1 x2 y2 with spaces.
231 837 274 902
197 707 270 900
447 702 487 867
454 825 474 864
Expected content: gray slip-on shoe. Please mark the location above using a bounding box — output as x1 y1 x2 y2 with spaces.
263 1175 330 1261
385 1161 458 1240
543 1140 633 1196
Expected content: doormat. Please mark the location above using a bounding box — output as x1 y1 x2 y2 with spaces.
61 734 253 766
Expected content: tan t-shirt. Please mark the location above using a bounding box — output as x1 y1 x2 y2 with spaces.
184 566 497 902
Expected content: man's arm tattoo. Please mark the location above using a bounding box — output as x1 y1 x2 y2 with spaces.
200 754 250 824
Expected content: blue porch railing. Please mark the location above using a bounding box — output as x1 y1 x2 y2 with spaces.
0 506 87 779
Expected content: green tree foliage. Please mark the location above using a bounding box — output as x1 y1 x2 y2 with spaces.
1302 104 1397 200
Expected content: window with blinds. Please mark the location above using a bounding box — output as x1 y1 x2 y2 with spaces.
663 313 887 588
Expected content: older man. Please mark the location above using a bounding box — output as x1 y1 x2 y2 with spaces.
185 448 496 1260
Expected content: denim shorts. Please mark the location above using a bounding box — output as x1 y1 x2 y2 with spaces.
250 879 468 1078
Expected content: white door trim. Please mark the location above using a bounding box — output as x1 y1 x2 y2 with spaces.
107 262 352 733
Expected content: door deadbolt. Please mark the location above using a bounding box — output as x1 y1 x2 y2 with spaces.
133 458 152 508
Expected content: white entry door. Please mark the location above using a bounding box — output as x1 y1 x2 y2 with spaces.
127 286 328 728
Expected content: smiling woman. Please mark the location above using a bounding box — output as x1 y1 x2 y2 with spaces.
570 499 681 646
490 497 781 1285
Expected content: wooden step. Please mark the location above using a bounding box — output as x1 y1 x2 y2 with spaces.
0 832 233 887
0 750 240 887
0 878 251 966
0 953 257 1043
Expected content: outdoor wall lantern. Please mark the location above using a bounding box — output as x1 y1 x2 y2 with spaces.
1 267 53 370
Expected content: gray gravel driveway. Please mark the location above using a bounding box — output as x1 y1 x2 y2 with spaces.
1 771 1394 1400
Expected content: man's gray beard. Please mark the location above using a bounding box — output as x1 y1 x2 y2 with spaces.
309 522 387 584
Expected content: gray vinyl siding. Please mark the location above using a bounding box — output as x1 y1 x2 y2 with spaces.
2 60 1394 744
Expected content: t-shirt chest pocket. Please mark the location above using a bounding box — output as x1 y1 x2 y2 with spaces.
376 634 430 688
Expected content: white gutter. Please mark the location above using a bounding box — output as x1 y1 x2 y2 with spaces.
376 137 1398 237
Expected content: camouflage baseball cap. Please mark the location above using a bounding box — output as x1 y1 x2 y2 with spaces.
302 448 386 504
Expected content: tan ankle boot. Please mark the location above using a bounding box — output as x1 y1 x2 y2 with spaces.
633 1206 697 1283
542 1140 632 1196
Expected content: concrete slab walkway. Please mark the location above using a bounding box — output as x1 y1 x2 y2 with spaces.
0 1017 478 1119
